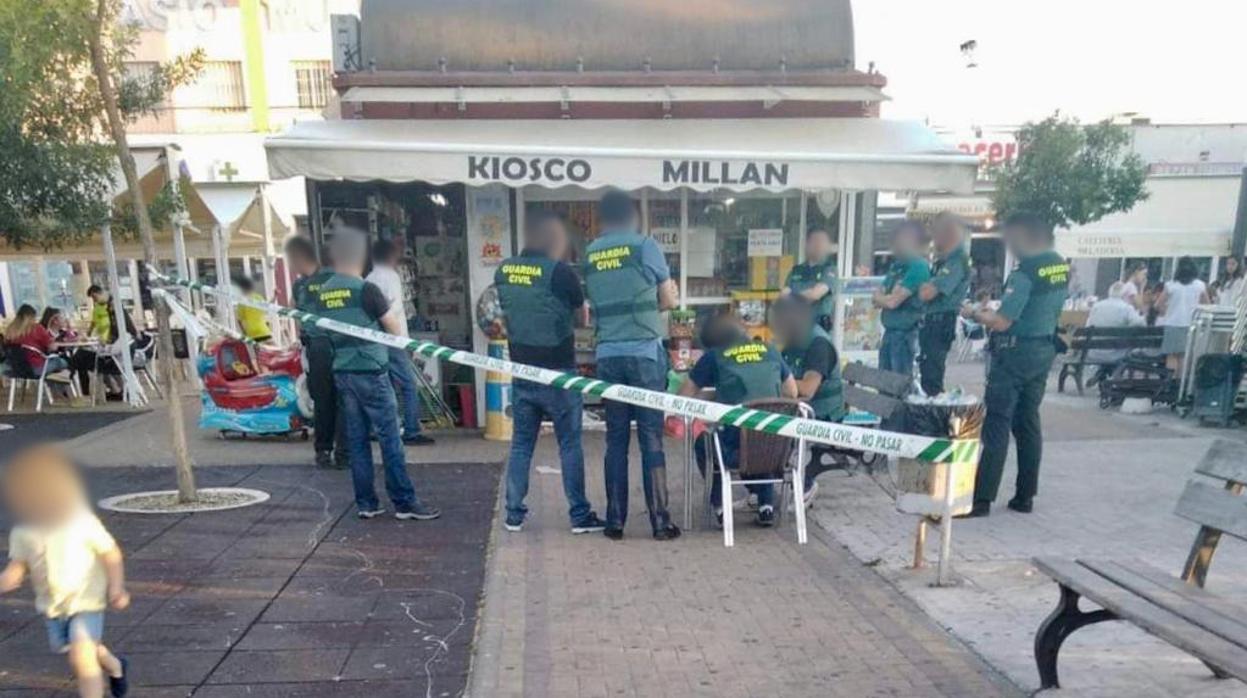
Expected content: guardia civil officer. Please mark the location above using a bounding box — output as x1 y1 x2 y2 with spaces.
872 221 931 379
494 211 606 535
917 212 972 396
782 228 837 330
680 314 797 527
770 296 846 503
286 236 341 469
584 189 681 541
316 228 440 521
962 212 1069 517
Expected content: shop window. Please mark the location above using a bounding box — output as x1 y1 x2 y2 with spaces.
685 193 801 300
294 60 332 109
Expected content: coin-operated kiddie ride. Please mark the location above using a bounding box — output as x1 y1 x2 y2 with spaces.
197 337 311 439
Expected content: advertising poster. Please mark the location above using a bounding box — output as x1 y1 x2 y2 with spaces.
835 276 885 365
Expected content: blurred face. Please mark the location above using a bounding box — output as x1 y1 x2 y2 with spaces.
1227 258 1240 275
3 448 87 527
892 228 923 259
48 313 64 330
546 221 569 261
1131 267 1148 285
805 230 832 261
89 290 106 304
771 308 807 344
932 217 963 252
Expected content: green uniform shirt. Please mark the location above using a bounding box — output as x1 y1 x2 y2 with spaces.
881 256 931 330
785 258 837 319
293 268 335 340
998 250 1070 337
925 245 971 315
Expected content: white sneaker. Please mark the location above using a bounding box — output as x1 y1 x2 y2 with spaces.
357 508 386 519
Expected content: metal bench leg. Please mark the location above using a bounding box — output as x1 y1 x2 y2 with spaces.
1035 584 1116 689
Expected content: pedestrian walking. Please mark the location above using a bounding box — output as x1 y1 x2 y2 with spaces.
962 212 1070 517
782 228 837 330
917 212 971 395
584 189 681 541
873 221 930 378
495 210 606 534
368 239 434 445
1 444 132 698
286 236 343 469
315 228 439 521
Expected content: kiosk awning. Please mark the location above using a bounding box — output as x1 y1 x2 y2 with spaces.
266 118 979 194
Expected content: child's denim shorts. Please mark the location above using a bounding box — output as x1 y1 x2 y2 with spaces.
44 612 105 653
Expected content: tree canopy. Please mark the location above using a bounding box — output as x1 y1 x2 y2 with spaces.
989 114 1149 230
0 0 202 250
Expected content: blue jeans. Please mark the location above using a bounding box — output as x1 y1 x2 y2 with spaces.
596 354 672 532
505 380 592 525
334 372 416 512
879 327 917 379
387 346 422 436
694 429 774 508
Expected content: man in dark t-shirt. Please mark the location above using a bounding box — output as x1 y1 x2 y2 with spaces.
495 211 605 534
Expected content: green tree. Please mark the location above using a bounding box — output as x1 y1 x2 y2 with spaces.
1 0 204 501
989 114 1149 230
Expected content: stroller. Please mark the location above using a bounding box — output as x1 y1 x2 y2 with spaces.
197 337 311 439
1097 349 1176 409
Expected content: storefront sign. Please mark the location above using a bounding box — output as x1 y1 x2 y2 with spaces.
468 156 593 184
1055 230 1231 259
465 155 792 189
746 228 784 257
651 228 680 254
661 160 789 187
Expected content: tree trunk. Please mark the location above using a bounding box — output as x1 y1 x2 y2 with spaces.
89 0 197 502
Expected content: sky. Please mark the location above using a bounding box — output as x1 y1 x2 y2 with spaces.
853 0 1247 129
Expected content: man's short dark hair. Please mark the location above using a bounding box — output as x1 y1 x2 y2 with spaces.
806 228 832 241
371 238 400 264
894 219 927 243
87 284 103 296
772 294 814 319
699 313 744 351
284 235 317 263
1003 212 1054 243
524 209 564 248
599 189 637 228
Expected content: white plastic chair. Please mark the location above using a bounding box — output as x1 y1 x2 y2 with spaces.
6 345 77 413
707 398 813 547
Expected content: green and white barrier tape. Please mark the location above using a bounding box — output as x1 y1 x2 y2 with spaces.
150 267 979 463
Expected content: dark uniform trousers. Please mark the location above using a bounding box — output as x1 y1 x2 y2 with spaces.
305 336 344 454
974 340 1056 506
918 311 957 396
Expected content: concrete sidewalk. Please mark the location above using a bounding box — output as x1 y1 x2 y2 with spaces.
812 361 1247 698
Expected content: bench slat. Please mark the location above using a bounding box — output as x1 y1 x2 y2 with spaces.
1033 557 1247 679
1070 326 1165 338
1194 439 1247 484
1081 560 1247 648
1070 337 1165 350
842 362 911 398
1099 559 1247 632
1175 480 1247 542
843 385 902 420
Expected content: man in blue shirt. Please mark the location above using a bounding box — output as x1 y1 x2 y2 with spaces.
584 190 681 541
872 221 931 378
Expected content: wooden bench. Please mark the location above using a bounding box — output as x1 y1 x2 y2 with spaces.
1032 439 1247 689
842 361 911 426
1058 325 1165 395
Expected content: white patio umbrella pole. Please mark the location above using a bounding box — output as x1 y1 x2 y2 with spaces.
212 224 235 331
258 183 282 344
102 223 144 407
170 223 201 389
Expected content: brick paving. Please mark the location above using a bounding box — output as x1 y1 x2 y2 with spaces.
813 362 1247 697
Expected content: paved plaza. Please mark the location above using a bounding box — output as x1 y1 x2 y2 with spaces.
2 360 1246 696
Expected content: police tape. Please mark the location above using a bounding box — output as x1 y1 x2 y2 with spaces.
149 267 980 463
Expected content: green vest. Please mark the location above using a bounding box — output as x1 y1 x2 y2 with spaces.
782 325 845 421
495 254 572 348
1005 251 1070 337
584 232 664 344
881 256 929 330
712 340 785 406
925 246 971 315
314 274 389 372
294 268 335 339
786 259 836 318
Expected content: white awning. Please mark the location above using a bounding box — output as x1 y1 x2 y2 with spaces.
1056 176 1239 258
266 118 978 194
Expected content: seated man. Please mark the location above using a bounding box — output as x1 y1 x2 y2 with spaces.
770 296 847 502
1084 281 1146 383
681 314 797 528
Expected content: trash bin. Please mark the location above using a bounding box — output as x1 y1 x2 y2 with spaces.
889 398 984 518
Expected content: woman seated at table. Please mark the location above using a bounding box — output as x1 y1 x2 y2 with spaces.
681 313 797 528
2 305 73 394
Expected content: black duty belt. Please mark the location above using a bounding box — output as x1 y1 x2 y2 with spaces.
990 334 1054 350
